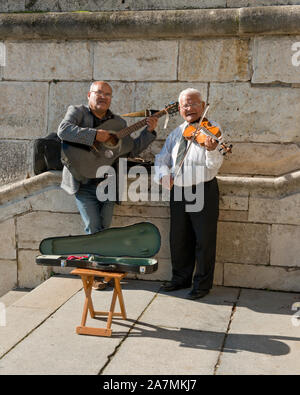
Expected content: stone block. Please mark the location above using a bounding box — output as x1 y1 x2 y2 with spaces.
48 81 91 134
219 210 249 222
0 141 30 188
17 212 83 249
25 0 227 11
25 0 60 11
0 41 5 75
134 82 207 140
114 204 170 218
219 195 248 211
0 199 31 223
0 260 17 297
218 176 250 198
224 263 300 292
248 194 300 226
252 36 300 83
123 0 227 10
216 222 271 265
48 81 135 134
0 218 16 260
179 38 250 82
209 83 300 143
228 0 300 6
18 250 51 289
94 41 178 81
0 0 24 12
4 42 93 81
219 143 300 176
214 262 224 286
270 224 300 267
0 82 48 139
28 187 78 213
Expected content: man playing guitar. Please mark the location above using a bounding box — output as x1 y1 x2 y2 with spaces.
58 81 158 289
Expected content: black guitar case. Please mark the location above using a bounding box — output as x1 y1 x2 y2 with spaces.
36 222 160 274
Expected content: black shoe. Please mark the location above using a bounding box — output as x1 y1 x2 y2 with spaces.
186 289 209 300
162 282 190 292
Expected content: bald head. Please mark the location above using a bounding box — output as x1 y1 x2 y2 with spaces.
89 81 112 94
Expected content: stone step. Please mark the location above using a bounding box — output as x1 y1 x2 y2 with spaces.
0 289 31 309
0 275 82 359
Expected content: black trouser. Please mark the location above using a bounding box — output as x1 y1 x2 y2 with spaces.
169 178 219 290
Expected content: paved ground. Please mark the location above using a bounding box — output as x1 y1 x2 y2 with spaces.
0 275 300 375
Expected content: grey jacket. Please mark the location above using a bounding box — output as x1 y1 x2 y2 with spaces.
57 104 156 194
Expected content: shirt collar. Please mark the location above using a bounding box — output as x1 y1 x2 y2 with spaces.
88 107 114 121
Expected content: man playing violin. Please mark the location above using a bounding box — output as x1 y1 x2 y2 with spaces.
58 81 158 289
155 88 223 299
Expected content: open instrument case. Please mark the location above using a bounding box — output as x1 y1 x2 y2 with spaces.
36 222 161 274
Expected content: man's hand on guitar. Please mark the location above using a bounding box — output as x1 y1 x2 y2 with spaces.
95 129 111 143
146 117 158 133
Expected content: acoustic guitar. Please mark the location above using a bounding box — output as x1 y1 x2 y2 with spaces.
61 102 179 179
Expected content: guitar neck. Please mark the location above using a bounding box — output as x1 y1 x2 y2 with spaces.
116 108 168 139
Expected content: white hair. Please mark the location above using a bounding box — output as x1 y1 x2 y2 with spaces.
178 88 202 103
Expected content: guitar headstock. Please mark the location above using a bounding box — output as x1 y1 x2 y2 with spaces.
165 101 179 116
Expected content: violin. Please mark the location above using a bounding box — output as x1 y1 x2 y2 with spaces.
170 104 232 190
183 118 232 156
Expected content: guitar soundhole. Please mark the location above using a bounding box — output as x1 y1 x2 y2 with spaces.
106 135 119 147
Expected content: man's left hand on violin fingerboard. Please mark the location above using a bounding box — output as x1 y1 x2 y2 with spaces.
204 136 218 151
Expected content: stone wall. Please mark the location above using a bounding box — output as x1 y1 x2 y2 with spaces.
1 0 300 13
0 5 300 294
0 170 299 297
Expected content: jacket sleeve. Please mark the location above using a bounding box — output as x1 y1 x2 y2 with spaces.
57 105 97 147
128 127 157 158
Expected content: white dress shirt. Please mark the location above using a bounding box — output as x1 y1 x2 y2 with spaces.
154 120 224 187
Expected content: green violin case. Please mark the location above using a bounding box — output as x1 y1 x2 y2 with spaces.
36 222 161 274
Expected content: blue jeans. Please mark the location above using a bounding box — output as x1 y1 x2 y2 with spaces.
75 182 115 234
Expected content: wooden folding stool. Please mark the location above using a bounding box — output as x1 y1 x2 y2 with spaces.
71 268 127 337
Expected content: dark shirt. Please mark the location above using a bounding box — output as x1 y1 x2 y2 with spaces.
89 108 114 129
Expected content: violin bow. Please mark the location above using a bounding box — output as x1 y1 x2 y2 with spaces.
172 104 210 186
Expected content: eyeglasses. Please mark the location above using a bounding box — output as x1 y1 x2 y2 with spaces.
180 103 202 110
90 90 112 98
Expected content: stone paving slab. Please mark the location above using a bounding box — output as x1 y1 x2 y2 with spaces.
0 278 300 375
216 289 300 375
0 276 82 359
0 289 30 308
103 286 239 375
0 280 161 375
